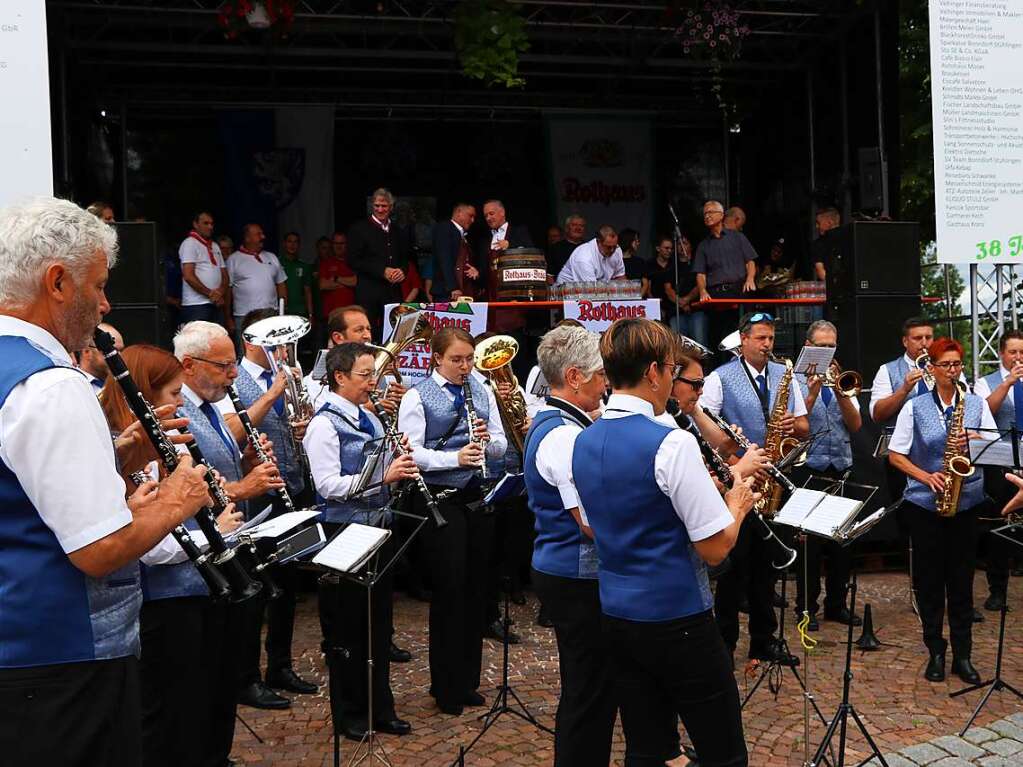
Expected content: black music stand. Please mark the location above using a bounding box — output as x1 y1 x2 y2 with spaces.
313 442 430 767
949 519 1023 735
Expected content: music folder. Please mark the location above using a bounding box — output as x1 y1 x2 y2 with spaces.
313 523 392 574
773 488 867 542
968 426 1023 469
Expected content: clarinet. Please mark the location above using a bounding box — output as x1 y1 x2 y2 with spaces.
701 405 796 493
462 376 489 480
368 390 448 528
127 470 232 600
95 328 261 602
225 385 296 515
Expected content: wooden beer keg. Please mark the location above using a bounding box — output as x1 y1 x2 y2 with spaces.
495 248 548 301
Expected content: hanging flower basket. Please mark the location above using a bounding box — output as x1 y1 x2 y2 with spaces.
674 1 750 61
217 0 295 40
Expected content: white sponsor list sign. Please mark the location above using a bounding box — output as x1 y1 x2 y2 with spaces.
382 302 490 383
0 1 53 208
563 299 661 331
929 1 1023 263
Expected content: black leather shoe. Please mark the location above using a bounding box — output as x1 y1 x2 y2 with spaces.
952 657 981 685
510 590 527 606
389 642 413 663
340 719 367 741
972 608 985 623
238 681 291 710
536 608 554 628
750 643 800 667
266 668 318 695
374 717 412 736
924 653 945 682
824 607 862 627
437 700 464 716
984 592 1008 612
485 620 521 644
463 691 486 707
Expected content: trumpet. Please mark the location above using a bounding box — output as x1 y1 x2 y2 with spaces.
915 352 936 390
822 361 862 399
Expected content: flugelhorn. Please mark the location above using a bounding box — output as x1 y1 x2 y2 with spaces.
474 335 529 455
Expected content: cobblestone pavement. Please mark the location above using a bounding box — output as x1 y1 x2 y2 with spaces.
230 572 1023 766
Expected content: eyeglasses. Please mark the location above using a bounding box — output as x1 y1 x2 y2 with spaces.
932 360 964 370
192 356 238 372
349 370 376 379
675 375 705 391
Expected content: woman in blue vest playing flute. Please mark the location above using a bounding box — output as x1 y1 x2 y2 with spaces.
888 337 996 685
397 327 507 716
572 318 758 767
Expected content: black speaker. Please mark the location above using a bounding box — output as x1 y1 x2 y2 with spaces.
109 222 162 305
858 147 884 210
827 221 920 299
830 294 921 378
104 305 164 347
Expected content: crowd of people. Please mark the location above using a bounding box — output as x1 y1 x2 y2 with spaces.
4 195 1023 767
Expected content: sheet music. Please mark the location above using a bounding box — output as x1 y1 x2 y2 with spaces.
484 473 525 505
311 349 328 382
313 523 391 573
970 438 1017 467
242 510 322 540
224 504 274 541
794 346 836 376
841 508 888 541
772 488 826 527
353 442 386 498
529 369 550 398
801 496 861 538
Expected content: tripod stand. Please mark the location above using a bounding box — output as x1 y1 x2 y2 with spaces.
452 581 553 766
809 571 888 767
950 523 1023 735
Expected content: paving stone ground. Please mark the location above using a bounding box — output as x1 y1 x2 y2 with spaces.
230 572 1023 766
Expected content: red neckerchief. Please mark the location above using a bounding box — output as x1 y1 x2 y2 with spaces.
188 230 217 266
238 246 264 264
370 216 390 233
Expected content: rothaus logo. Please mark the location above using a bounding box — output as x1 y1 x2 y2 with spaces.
575 300 648 322
501 268 547 283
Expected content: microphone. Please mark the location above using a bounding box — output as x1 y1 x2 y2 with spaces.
667 200 684 242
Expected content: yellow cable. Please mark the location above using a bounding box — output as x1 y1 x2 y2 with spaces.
797 612 818 652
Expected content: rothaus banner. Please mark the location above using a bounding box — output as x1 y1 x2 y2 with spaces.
545 114 654 244
382 302 490 383
563 299 661 331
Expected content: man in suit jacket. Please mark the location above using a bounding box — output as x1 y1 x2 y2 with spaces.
346 188 414 340
431 203 478 302
478 199 535 300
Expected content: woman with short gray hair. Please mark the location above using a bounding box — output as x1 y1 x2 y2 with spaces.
524 324 632 765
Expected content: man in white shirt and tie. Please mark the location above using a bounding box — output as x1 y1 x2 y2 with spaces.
555 225 626 285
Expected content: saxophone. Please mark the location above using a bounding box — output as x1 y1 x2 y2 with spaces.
935 382 975 517
754 357 800 518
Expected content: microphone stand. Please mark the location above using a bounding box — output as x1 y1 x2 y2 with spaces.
668 200 684 333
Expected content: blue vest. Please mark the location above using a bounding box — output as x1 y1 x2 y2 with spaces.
573 413 713 622
415 376 491 488
0 336 141 667
903 392 986 512
526 409 598 580
797 373 853 472
313 403 392 526
982 369 1016 431
234 365 305 494
881 357 929 424
717 359 793 450
140 515 209 602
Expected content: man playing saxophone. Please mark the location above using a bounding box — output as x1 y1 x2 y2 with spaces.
702 312 808 668
888 338 996 685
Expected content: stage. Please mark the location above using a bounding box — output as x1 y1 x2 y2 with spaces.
229 571 1023 766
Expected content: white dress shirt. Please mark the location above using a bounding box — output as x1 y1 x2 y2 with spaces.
0 316 133 553
490 222 509 248
702 359 808 418
575 394 733 541
533 403 590 510
305 372 330 411
868 353 967 420
179 236 226 307
972 365 1011 402
304 391 385 502
888 390 997 455
227 249 287 318
135 460 191 567
397 370 507 471
555 239 626 284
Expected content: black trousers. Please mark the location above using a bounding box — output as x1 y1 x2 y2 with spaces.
417 485 495 707
318 525 397 727
603 611 748 767
714 514 779 656
0 655 140 767
905 502 978 658
531 570 620 767
792 466 852 616
201 601 242 767
983 467 1013 596
237 563 299 687
140 596 205 767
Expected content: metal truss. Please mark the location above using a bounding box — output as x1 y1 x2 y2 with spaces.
970 264 1022 381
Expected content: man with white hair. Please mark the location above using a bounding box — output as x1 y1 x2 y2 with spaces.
172 319 288 760
76 320 123 390
0 197 212 767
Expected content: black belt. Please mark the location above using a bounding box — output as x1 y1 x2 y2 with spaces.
708 282 741 293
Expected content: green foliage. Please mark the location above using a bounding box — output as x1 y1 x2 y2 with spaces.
454 0 530 89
